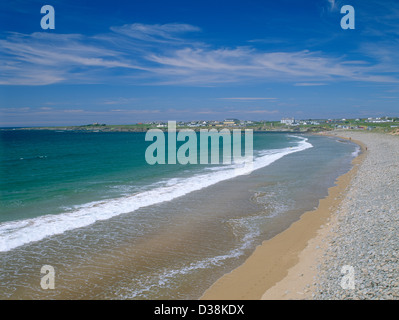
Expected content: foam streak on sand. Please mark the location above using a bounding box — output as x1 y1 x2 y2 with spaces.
202 131 399 300
0 136 312 252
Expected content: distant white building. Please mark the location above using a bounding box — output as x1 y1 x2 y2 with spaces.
281 118 295 125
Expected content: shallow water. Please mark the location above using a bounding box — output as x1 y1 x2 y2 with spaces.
0 131 357 299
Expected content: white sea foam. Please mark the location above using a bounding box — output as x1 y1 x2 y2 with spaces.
351 145 361 157
119 215 261 299
0 136 312 252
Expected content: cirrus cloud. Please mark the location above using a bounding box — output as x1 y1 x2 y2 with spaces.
0 22 398 86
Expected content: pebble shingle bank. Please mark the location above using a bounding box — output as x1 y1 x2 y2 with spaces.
313 131 399 300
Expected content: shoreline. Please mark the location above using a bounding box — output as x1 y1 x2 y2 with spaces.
200 132 367 300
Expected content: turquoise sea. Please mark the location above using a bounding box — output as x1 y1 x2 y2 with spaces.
0 129 359 299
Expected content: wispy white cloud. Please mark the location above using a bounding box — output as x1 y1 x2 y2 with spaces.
0 21 398 86
147 47 395 84
218 97 277 101
0 107 31 112
245 109 279 114
109 108 161 114
0 32 147 85
327 0 337 12
110 23 201 43
102 97 138 105
62 109 85 113
294 82 328 86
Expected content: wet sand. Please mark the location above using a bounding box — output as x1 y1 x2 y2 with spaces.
201 133 366 300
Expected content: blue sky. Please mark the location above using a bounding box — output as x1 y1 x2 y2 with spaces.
1 0 399 126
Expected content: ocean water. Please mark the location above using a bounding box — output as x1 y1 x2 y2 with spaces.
0 129 358 299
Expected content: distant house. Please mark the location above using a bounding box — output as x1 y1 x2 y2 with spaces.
280 118 295 125
209 121 223 127
223 119 238 126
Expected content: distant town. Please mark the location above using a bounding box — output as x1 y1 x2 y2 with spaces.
10 116 399 134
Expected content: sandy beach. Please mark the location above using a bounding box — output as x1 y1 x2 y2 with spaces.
202 131 399 300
